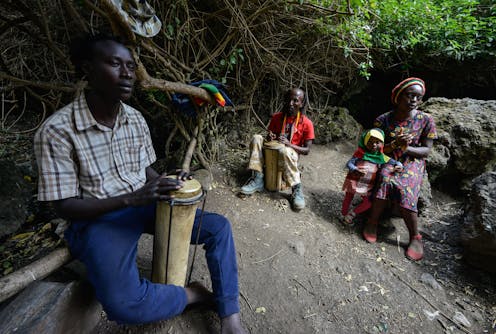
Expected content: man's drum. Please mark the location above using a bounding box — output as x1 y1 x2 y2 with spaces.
152 176 203 286
263 141 284 191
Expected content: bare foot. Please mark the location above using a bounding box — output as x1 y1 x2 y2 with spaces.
221 313 247 334
184 282 214 305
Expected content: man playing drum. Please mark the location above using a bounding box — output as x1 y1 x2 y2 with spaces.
240 88 315 210
34 34 246 334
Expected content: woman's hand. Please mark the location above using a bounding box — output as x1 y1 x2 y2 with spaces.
395 127 413 149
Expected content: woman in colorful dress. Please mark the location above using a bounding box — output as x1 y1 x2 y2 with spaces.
362 78 437 261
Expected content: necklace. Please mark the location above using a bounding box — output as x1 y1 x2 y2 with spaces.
281 111 300 143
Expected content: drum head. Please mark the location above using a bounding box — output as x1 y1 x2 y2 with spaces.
164 176 203 203
263 140 284 149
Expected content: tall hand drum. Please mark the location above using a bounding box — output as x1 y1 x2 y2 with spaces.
152 176 204 286
263 140 284 191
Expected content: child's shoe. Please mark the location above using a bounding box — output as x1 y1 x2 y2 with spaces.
342 211 356 225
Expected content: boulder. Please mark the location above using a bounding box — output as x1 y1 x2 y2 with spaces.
422 98 496 192
460 172 496 273
312 106 362 144
0 280 101 334
418 172 432 210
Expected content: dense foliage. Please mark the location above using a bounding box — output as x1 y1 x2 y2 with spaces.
315 0 496 77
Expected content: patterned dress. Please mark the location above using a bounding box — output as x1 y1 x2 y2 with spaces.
373 110 437 212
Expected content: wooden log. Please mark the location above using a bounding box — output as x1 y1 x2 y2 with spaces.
0 247 71 303
0 281 101 334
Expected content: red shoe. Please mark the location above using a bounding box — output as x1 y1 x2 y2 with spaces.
362 221 378 243
406 234 423 261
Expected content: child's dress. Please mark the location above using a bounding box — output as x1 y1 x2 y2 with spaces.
342 159 379 197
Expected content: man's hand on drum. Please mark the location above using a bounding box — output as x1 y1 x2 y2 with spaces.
278 134 290 146
175 169 194 181
266 131 277 141
130 176 183 206
165 168 194 181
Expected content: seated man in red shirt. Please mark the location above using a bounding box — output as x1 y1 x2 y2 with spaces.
240 88 315 210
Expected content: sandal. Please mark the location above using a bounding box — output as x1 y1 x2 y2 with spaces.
406 234 423 261
362 220 378 243
342 211 356 225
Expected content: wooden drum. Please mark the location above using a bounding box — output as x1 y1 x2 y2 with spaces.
152 176 204 286
263 141 284 192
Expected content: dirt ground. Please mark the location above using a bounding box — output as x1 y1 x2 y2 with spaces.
92 143 496 334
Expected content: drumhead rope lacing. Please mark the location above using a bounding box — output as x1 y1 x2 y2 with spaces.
165 191 205 206
187 190 208 285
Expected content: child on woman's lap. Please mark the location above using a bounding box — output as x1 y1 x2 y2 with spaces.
341 128 403 225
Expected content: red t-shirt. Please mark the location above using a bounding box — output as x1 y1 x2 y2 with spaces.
268 112 315 147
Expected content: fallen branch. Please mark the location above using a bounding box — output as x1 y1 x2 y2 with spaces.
240 290 254 311
0 247 71 303
252 249 283 264
140 75 214 104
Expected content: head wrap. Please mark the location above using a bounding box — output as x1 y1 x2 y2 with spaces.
391 77 426 105
353 128 391 165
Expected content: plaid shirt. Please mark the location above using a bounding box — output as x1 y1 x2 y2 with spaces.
34 93 156 201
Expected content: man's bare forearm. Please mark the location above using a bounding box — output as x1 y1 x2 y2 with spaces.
52 195 133 221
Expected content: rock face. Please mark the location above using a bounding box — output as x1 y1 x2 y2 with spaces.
422 98 496 192
460 172 496 273
0 159 33 238
312 106 362 144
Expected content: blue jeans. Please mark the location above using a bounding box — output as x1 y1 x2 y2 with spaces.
64 204 240 324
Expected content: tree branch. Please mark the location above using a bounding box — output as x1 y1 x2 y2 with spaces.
0 72 76 93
